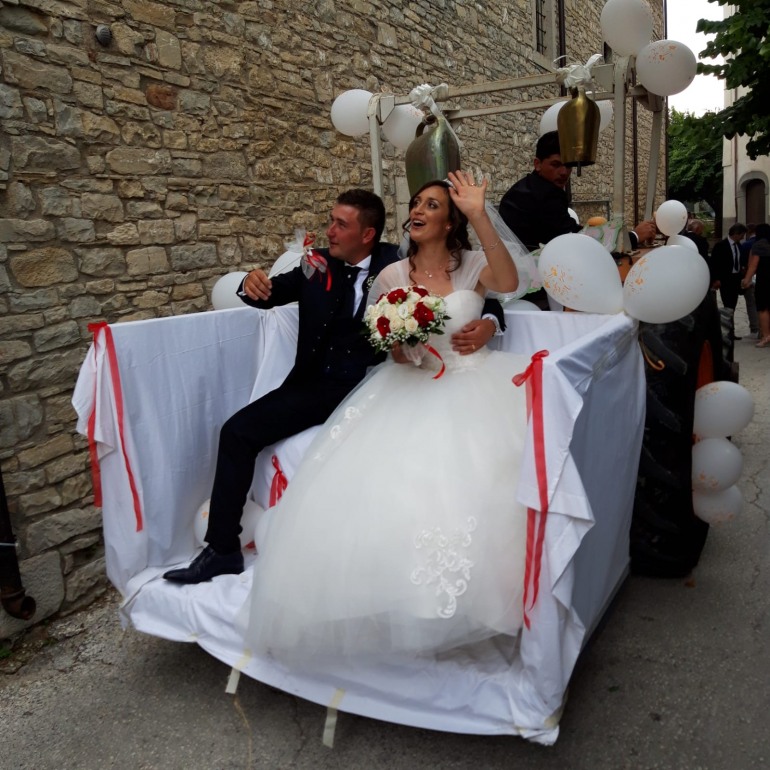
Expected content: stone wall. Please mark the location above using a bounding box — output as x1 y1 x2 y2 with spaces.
0 0 664 635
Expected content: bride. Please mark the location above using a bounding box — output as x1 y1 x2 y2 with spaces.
245 171 531 661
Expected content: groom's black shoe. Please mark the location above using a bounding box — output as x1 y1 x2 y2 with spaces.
163 545 244 584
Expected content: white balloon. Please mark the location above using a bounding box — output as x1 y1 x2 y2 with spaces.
193 499 210 547
193 498 265 549
540 101 566 135
268 249 303 278
692 438 743 493
211 271 248 310
240 499 264 549
598 99 613 132
694 381 755 439
600 0 654 56
693 485 743 525
666 233 697 251
382 104 424 150
330 89 373 137
539 233 623 314
623 246 710 323
568 207 580 224
636 39 697 97
655 200 688 237
502 298 543 311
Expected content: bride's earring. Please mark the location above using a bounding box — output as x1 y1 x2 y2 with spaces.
445 225 451 230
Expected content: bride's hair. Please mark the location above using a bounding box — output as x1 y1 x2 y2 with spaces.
403 180 471 280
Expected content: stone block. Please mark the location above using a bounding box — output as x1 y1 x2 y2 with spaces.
80 194 124 223
64 557 107 605
56 218 95 243
174 213 197 240
146 83 176 110
76 247 126 277
17 434 74 470
123 0 175 28
7 349 85 391
7 288 58 312
2 50 73 93
0 551 65 640
0 83 24 120
0 6 48 35
0 219 56 243
137 219 175 245
40 188 79 217
33 320 81 352
17 487 62 517
3 468 46 497
133 289 168 308
9 248 77 287
10 136 80 172
25 506 102 555
126 246 169 276
67 295 101 318
80 112 121 142
105 147 172 175
45 453 86 484
0 340 32 366
169 242 217 270
105 222 140 245
73 81 103 110
201 150 248 180
155 28 181 69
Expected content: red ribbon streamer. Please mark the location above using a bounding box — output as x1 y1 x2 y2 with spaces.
86 322 144 532
424 344 446 379
269 454 288 507
512 349 550 629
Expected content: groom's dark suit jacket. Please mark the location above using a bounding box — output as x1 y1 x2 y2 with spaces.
239 244 400 386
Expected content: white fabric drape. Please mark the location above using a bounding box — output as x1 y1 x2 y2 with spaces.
72 305 644 744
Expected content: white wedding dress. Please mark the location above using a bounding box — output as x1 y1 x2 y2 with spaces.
245 252 531 662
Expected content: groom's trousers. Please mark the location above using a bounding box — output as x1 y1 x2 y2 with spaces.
205 377 355 553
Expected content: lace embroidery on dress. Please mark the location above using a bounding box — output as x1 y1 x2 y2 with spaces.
410 517 477 618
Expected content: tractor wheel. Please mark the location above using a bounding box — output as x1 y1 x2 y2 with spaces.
630 291 736 578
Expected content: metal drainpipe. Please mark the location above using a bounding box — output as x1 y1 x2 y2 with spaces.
0 463 36 620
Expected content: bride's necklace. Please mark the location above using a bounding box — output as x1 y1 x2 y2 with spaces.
422 262 448 279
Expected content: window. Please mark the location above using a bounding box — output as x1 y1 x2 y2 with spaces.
533 0 564 63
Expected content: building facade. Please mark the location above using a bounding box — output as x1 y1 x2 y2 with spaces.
0 0 665 635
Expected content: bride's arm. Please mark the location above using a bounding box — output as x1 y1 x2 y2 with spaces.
447 170 519 294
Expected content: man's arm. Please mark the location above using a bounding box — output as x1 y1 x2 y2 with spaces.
237 266 304 308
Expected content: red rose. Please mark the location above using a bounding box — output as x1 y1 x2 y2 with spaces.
387 288 408 304
413 302 435 326
376 316 391 337
411 286 429 297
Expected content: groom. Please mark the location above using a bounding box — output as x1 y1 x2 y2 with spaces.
164 189 400 583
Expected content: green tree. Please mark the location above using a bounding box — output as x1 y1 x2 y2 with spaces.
697 0 770 159
667 108 723 226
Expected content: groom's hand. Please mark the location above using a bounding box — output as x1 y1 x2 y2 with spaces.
243 269 272 301
452 319 495 355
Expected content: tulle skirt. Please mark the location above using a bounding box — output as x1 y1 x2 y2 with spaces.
245 350 530 663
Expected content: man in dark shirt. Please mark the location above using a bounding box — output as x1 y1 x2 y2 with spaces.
499 131 656 253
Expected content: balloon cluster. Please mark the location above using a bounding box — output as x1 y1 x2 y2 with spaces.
600 0 696 96
691 382 754 525
330 89 424 150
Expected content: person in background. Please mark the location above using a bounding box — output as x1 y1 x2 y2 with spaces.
499 131 655 307
740 223 761 338
742 223 770 347
711 223 748 340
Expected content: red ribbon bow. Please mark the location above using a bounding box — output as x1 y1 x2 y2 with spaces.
86 322 144 532
269 454 288 507
513 349 550 629
300 232 332 291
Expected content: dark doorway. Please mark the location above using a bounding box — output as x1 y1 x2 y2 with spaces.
745 178 766 224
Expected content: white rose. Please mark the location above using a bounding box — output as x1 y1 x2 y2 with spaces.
404 317 419 333
390 316 405 331
385 304 399 321
397 303 411 319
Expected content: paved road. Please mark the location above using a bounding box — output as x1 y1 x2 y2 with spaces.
2 305 769 770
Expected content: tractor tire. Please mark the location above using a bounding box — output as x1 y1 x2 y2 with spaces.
630 290 736 578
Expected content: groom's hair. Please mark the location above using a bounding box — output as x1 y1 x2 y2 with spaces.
336 189 386 244
535 131 561 160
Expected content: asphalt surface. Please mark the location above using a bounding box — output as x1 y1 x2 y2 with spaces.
2 303 769 770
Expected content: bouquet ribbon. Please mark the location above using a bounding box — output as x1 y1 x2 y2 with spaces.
512 349 550 629
424 344 445 379
86 322 144 532
300 233 332 291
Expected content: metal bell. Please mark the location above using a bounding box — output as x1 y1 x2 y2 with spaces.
557 86 600 176
404 115 461 196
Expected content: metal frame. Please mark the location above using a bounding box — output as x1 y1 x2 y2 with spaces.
366 58 665 250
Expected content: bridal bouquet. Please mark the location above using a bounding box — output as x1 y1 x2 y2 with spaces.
364 285 449 353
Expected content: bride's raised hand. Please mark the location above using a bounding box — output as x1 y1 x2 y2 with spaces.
447 170 487 222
